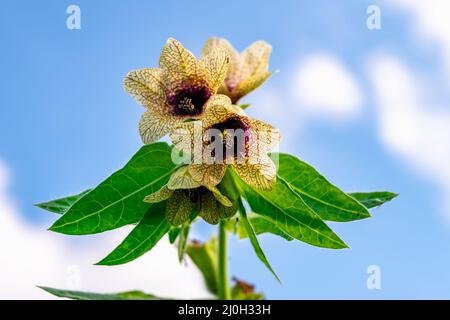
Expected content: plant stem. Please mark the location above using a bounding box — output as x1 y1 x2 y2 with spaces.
217 220 230 300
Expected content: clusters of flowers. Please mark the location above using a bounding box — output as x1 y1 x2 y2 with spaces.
124 38 280 226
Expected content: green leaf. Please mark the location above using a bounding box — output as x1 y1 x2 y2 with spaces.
186 238 218 295
35 189 91 214
96 202 170 266
239 103 250 110
233 169 348 249
349 191 398 209
168 227 181 244
50 142 177 235
38 286 166 300
276 153 370 222
237 213 294 241
178 221 190 262
238 200 280 282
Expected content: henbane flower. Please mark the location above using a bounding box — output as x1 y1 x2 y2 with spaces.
144 166 236 225
170 96 281 190
124 38 230 144
202 38 272 104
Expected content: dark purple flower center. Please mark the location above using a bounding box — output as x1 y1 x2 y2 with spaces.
167 85 211 117
207 117 250 162
186 187 208 203
186 188 200 203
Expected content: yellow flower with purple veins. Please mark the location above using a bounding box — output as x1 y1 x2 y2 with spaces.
124 38 230 144
144 166 236 225
202 38 272 104
170 96 281 191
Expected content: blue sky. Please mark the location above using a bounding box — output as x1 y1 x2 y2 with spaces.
1 0 450 299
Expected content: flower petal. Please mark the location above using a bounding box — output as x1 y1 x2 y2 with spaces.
241 40 272 78
203 38 241 93
170 120 204 164
199 191 220 225
231 71 271 103
200 191 236 224
205 185 233 207
143 185 173 203
189 163 227 186
233 156 276 191
248 118 281 152
167 166 201 190
205 94 233 109
201 39 231 92
220 40 272 103
169 94 235 133
139 110 181 144
166 190 195 226
123 68 166 110
202 95 238 127
220 203 237 219
159 38 211 87
202 38 239 63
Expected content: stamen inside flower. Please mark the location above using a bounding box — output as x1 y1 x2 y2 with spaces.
206 117 250 163
167 85 212 117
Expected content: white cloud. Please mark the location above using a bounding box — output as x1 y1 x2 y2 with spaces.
292 53 363 119
390 0 450 76
0 160 210 299
367 55 450 220
244 53 363 154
